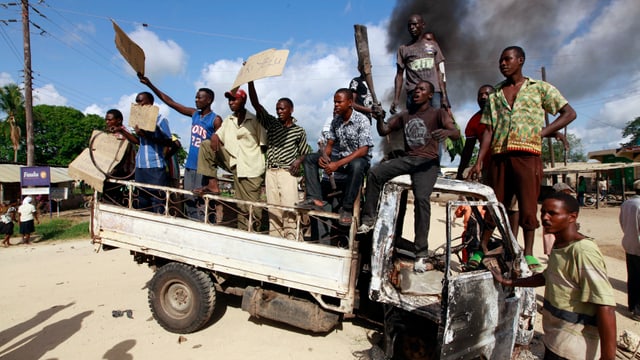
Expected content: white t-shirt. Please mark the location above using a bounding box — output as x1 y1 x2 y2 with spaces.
18 203 36 222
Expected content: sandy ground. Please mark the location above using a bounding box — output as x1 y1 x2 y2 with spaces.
0 204 639 359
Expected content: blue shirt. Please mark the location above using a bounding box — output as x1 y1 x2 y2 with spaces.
136 115 171 169
185 111 216 170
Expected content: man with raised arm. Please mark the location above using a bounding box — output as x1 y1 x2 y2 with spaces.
247 81 310 238
138 75 222 220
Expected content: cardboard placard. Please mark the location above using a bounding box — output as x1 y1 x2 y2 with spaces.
129 103 159 131
112 20 145 75
230 49 289 90
68 131 131 192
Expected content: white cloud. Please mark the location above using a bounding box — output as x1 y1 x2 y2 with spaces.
192 22 399 162
0 72 14 87
33 84 68 106
83 104 104 116
127 26 188 78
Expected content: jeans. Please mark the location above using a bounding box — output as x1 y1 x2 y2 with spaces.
303 153 369 212
183 168 206 221
134 167 168 214
362 156 439 256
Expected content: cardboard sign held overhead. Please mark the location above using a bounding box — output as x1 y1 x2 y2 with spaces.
230 49 289 90
129 103 159 131
112 20 145 75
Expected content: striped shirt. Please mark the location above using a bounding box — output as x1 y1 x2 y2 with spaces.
136 115 171 169
255 107 310 168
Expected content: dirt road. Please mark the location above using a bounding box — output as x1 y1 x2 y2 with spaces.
0 205 638 359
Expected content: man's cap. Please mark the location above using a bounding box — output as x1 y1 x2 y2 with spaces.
552 182 574 193
224 89 247 101
633 179 640 190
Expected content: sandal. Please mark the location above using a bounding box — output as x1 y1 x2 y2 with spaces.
296 199 327 211
525 255 543 272
338 209 352 227
467 251 483 270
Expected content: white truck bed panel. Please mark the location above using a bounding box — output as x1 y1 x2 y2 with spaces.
94 203 354 298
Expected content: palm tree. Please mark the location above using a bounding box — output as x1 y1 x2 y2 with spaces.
0 84 25 162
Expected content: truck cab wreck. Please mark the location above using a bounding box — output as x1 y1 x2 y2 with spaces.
90 175 535 359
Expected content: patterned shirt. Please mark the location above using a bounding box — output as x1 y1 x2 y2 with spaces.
328 110 373 160
255 107 310 168
136 115 171 169
1 206 16 224
397 38 445 93
481 77 568 155
542 238 615 359
216 111 267 178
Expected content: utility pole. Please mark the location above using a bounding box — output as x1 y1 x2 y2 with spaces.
541 66 555 169
22 0 34 166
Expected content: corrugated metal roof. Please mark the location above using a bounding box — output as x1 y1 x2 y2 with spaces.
543 161 640 175
0 164 74 184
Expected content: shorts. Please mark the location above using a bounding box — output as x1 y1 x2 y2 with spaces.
0 222 13 235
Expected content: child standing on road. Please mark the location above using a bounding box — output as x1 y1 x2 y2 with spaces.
1 203 17 247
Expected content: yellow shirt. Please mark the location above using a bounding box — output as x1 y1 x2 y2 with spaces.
216 111 267 178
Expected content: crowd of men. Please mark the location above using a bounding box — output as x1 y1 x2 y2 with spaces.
97 13 628 359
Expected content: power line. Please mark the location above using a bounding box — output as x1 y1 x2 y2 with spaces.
41 4 283 45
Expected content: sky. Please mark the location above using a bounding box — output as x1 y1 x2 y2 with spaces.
0 0 638 167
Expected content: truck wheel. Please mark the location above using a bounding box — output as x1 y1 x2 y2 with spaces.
148 262 216 333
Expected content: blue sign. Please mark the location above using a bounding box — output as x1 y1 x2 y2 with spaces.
20 166 51 187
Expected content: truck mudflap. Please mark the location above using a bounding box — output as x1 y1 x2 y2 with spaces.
241 286 340 333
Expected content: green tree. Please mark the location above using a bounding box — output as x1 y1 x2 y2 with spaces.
32 105 105 166
0 83 25 162
621 117 640 147
541 133 586 164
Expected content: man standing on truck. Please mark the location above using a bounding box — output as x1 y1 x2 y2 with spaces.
138 75 222 220
469 46 576 271
455 84 494 180
358 80 460 272
247 81 310 239
489 192 616 359
390 14 448 115
298 88 373 227
196 89 267 232
117 92 173 213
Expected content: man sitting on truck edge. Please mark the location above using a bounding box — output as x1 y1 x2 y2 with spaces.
297 88 373 227
358 80 460 272
489 192 616 360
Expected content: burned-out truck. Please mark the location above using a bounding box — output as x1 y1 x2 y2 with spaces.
90 175 535 359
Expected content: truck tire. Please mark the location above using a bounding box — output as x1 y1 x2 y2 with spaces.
148 262 216 334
